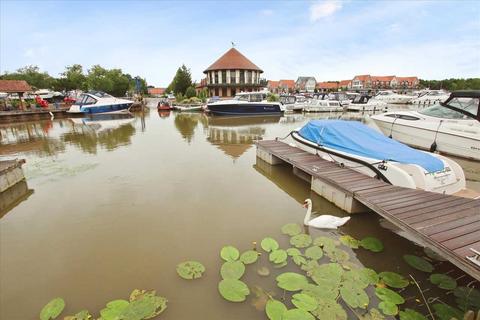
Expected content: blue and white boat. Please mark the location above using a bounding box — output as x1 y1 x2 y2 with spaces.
67 91 133 114
206 92 284 116
291 120 467 195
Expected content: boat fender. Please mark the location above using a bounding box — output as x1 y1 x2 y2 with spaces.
430 120 443 152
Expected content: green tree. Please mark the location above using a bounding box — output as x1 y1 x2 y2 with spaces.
85 65 130 96
185 86 196 98
167 64 193 95
0 65 55 89
55 64 87 91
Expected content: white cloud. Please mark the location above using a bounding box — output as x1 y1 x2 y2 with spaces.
260 9 274 16
310 0 342 22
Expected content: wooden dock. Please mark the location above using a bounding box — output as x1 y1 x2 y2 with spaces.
256 140 480 280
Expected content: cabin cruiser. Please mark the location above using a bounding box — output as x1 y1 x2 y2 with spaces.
409 90 450 106
328 92 351 107
206 92 284 116
371 90 413 104
347 95 388 112
290 120 466 195
303 99 343 112
371 90 480 161
281 95 308 112
67 91 133 114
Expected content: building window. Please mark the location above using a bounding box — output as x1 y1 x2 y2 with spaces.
240 71 245 84
215 88 219 96
222 70 226 84
246 71 251 84
231 88 236 96
230 70 236 84
214 72 218 84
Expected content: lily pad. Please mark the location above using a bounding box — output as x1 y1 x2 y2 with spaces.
305 246 323 260
218 279 250 302
292 255 307 266
261 237 279 252
286 248 302 256
220 246 240 261
269 249 288 264
359 308 385 320
310 263 343 288
281 223 302 236
403 255 434 272
301 283 339 300
399 309 428 320
257 266 270 277
176 261 205 279
63 310 91 320
343 268 378 289
291 293 318 312
379 271 409 288
273 261 288 268
453 286 480 310
100 300 129 320
339 235 360 248
221 261 245 280
311 299 347 320
290 234 312 248
40 298 65 320
313 236 337 251
276 272 309 291
340 282 369 309
360 237 384 252
432 303 463 320
375 287 405 305
265 299 287 320
423 247 446 261
240 250 259 264
429 273 457 290
325 247 350 264
378 301 398 316
122 290 167 320
282 308 315 320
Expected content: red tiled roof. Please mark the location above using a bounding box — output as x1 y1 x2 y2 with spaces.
0 80 32 93
316 81 339 89
353 75 371 82
279 80 295 88
339 80 351 86
371 75 396 82
204 48 263 73
396 76 418 82
268 80 279 88
148 87 166 95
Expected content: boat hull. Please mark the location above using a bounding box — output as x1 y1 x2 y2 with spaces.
207 103 283 116
291 131 465 195
67 103 132 114
371 115 480 161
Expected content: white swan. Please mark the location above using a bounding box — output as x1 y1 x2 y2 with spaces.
303 199 350 229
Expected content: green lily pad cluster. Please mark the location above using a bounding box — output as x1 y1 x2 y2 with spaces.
40 290 167 320
218 245 253 302
176 261 205 280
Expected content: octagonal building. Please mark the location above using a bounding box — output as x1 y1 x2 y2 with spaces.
203 48 265 98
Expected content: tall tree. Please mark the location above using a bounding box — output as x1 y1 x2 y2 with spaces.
167 64 193 95
56 64 87 91
0 65 55 89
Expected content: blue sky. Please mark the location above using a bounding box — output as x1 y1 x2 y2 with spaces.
1 0 479 87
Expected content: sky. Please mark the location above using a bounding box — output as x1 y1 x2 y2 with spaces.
1 0 479 87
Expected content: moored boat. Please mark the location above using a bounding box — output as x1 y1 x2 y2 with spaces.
206 92 284 116
303 99 343 112
157 98 173 111
67 91 133 114
347 94 388 112
290 120 467 195
370 90 413 104
371 90 480 161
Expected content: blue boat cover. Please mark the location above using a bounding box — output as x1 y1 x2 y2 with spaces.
298 120 444 173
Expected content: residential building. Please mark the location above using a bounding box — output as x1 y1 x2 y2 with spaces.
203 47 266 97
296 77 317 92
278 80 295 93
147 87 166 97
351 75 371 90
371 76 397 89
396 77 419 89
339 80 352 90
267 80 279 94
316 81 339 92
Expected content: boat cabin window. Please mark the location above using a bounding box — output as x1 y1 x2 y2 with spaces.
420 97 479 119
250 94 263 102
385 114 420 121
353 96 369 104
280 96 296 104
74 94 97 105
235 94 249 101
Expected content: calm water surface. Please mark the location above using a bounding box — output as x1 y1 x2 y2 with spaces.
0 108 478 319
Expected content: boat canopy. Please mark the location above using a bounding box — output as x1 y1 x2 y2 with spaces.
298 120 445 173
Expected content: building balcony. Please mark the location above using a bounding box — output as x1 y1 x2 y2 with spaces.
207 81 267 88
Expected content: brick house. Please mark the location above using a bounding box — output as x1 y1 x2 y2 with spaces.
295 77 317 93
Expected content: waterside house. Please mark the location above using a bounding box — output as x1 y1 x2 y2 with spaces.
351 75 418 91
316 81 339 92
147 87 166 97
295 77 317 93
0 80 32 110
267 79 295 94
203 48 266 98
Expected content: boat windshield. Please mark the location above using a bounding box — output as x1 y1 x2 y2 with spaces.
73 94 97 105
419 97 479 119
88 91 113 98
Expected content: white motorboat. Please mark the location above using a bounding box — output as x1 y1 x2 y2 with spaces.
303 99 343 112
371 90 413 104
290 120 467 195
371 90 480 161
347 95 388 112
67 91 133 114
281 95 306 112
409 90 450 106
328 92 351 107
206 92 284 116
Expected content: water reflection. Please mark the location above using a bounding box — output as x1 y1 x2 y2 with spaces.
173 112 201 143
205 116 281 159
62 114 136 154
0 181 34 218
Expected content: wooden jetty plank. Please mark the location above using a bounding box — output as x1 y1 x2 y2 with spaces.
422 215 480 236
441 230 480 250
454 242 480 258
382 193 450 211
431 221 480 242
347 182 389 193
411 206 478 229
396 197 474 219
370 190 434 206
406 201 480 225
355 185 399 196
